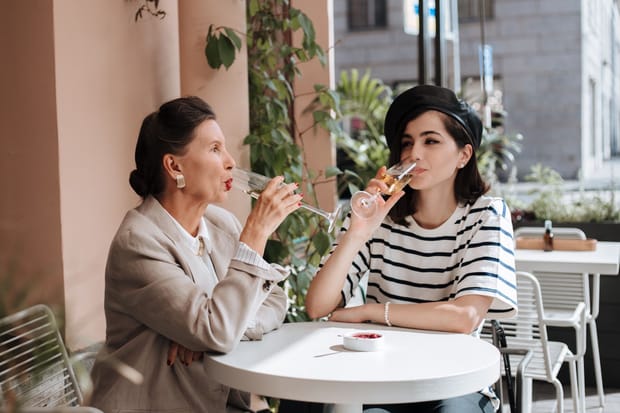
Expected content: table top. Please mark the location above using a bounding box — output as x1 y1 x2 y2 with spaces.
205 321 500 405
514 241 620 275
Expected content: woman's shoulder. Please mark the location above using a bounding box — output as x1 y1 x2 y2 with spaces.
473 195 506 208
471 196 510 216
204 204 242 233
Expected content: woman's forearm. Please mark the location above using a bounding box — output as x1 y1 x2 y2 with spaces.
387 295 493 333
305 232 367 319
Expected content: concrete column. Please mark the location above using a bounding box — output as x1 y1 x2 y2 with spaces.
179 0 252 223
291 0 338 213
0 0 64 320
1 0 182 349
54 0 181 348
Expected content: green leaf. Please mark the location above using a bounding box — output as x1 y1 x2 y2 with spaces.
218 36 237 69
204 35 222 69
224 27 242 50
312 111 329 123
312 230 331 256
325 166 342 178
248 0 260 17
264 240 287 262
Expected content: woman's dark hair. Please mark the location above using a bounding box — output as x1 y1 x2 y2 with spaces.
388 109 490 226
129 96 216 198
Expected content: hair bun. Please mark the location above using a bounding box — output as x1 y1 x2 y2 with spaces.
129 169 148 198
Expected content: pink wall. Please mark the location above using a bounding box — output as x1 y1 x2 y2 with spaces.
0 0 64 313
178 0 252 220
0 0 333 350
293 0 338 212
50 0 182 348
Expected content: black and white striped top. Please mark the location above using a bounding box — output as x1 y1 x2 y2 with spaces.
329 196 517 318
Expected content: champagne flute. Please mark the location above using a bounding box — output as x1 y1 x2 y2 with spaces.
350 160 417 219
231 167 342 232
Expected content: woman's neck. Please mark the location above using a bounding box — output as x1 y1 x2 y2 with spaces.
156 192 207 237
412 188 458 229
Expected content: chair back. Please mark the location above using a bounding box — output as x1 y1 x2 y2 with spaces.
0 305 83 407
514 227 590 313
483 272 555 379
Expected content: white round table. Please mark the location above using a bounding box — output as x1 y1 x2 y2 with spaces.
205 321 500 413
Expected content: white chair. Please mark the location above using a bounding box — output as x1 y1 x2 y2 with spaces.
515 226 602 408
0 305 98 411
485 321 534 413
482 271 584 413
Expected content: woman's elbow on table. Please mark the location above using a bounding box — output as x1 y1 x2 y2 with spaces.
450 296 492 334
206 337 238 354
305 299 331 320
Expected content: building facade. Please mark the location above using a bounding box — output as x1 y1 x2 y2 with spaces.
333 0 620 181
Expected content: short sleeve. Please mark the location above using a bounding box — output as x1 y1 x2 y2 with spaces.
455 198 517 318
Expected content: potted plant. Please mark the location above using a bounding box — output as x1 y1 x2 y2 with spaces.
507 163 620 241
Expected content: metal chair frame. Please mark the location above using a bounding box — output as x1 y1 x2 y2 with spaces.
0 304 100 412
482 271 584 413
515 226 603 409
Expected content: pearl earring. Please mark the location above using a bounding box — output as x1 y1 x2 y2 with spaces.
176 174 186 189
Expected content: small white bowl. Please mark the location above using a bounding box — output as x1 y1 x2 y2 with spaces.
342 331 385 352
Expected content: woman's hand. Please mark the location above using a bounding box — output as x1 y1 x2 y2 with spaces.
240 176 303 255
167 341 203 367
348 166 405 237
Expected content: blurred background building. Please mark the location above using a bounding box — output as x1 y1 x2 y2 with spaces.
333 0 620 181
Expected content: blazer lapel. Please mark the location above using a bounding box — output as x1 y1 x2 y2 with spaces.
204 217 237 282
138 196 206 285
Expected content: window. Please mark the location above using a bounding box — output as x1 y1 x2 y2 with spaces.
458 0 495 22
347 0 387 31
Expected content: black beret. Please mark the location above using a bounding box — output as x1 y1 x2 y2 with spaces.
384 85 483 150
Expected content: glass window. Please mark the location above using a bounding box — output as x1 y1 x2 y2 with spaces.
458 0 495 22
348 0 388 31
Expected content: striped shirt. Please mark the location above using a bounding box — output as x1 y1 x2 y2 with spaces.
327 196 517 319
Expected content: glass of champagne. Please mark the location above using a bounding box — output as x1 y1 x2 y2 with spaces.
231 167 342 232
350 160 417 219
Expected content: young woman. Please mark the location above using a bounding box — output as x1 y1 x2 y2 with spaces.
90 96 300 412
304 85 517 413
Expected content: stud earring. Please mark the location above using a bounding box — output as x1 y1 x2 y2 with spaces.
176 174 186 189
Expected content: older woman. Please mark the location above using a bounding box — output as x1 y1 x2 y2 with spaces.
90 96 301 412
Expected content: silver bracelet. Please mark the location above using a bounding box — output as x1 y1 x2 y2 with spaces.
384 301 392 327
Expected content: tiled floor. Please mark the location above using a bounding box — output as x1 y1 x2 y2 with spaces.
517 383 620 412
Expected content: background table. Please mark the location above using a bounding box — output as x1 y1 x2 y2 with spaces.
205 321 500 413
514 241 620 275
514 241 620 410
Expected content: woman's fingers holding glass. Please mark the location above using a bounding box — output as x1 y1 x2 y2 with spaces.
381 187 406 209
374 165 388 179
366 166 389 194
261 177 301 204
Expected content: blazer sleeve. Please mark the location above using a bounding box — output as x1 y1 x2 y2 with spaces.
105 211 288 354
243 283 288 340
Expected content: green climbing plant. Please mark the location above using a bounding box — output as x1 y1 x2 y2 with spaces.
331 69 392 197
204 0 344 322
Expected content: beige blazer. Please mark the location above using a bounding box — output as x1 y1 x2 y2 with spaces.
90 196 289 413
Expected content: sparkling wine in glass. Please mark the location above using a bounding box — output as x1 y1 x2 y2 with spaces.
231 167 342 232
350 160 417 219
